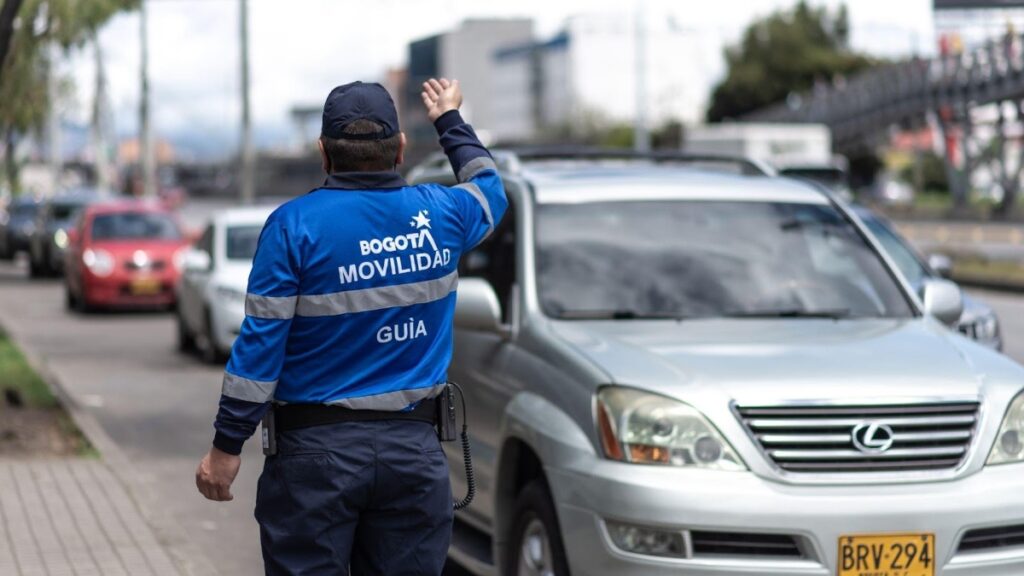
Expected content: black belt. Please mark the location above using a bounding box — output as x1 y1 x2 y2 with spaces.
274 398 437 433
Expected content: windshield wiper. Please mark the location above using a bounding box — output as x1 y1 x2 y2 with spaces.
554 309 686 321
723 308 851 319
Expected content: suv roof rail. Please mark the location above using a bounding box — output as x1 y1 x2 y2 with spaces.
495 146 775 177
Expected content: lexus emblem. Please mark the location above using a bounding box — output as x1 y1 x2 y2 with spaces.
851 422 895 454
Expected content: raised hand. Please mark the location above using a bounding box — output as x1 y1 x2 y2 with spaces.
421 77 463 122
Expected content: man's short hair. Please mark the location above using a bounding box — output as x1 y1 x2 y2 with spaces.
321 120 401 172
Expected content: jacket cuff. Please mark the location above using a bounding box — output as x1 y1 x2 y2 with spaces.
213 431 245 456
433 110 464 136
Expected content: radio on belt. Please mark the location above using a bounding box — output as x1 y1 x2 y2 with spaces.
436 383 457 442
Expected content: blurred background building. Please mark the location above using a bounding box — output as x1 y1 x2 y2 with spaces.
404 19 534 155
489 14 706 144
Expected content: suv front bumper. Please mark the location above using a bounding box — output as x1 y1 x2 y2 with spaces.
548 459 1024 575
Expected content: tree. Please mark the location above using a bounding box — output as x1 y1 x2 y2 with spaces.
0 0 25 86
707 1 876 122
0 0 138 190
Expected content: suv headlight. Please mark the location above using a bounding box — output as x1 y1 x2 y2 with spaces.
596 387 746 470
988 392 1024 465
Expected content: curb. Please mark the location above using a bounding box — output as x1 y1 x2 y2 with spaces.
0 314 220 576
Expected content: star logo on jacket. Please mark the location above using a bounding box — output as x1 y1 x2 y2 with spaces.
410 210 431 229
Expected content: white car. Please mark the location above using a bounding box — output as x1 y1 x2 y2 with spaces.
176 206 274 362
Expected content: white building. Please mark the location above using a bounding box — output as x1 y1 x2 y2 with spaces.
490 13 708 143
405 19 534 147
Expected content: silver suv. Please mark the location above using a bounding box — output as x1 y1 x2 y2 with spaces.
411 151 1024 576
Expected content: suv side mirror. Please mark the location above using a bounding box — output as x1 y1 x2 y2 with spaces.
927 253 953 279
184 249 211 272
920 278 963 327
455 278 506 334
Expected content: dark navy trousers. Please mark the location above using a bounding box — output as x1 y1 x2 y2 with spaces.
255 419 453 575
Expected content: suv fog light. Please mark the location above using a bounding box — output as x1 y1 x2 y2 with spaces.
606 521 688 558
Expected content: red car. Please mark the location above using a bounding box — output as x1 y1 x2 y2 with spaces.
64 201 189 311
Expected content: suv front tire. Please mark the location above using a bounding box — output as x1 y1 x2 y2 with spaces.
506 480 570 576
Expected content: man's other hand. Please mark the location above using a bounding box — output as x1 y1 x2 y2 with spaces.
421 77 462 122
195 447 241 502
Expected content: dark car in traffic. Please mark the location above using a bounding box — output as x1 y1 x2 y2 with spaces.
0 196 41 260
28 191 98 277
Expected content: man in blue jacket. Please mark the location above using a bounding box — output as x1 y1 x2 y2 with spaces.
195 77 507 575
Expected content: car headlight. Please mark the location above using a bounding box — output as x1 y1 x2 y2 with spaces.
596 387 746 470
53 229 68 249
988 392 1024 465
972 312 1000 343
82 248 115 277
214 285 246 304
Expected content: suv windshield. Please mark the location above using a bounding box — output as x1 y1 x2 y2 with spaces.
226 225 262 261
91 212 181 241
535 200 914 320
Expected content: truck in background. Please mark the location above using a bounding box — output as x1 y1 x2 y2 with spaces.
683 123 853 200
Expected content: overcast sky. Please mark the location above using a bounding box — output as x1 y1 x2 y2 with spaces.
62 0 935 157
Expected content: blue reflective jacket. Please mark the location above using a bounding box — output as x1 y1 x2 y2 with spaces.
212 111 507 455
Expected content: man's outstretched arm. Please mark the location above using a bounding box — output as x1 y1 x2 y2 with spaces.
421 78 508 249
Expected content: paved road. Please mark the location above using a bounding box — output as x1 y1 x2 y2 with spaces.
0 257 1021 574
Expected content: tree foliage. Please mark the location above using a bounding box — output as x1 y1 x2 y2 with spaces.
0 0 138 189
706 1 875 122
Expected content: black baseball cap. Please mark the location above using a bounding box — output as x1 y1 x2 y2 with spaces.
321 81 400 141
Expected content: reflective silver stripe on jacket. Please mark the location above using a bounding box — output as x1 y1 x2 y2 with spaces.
457 156 497 183
454 181 494 232
222 372 277 403
295 270 459 318
325 382 447 411
245 294 298 319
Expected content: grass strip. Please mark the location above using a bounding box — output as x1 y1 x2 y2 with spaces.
0 335 57 408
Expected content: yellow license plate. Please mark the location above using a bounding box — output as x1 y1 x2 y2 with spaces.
838 533 935 576
130 278 161 295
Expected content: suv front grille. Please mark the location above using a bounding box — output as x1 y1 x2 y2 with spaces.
736 402 979 473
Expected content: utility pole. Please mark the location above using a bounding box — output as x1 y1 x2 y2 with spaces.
239 0 254 204
91 30 110 194
47 42 61 195
139 0 156 198
633 0 651 153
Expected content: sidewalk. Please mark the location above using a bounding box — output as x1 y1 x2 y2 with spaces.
0 458 182 576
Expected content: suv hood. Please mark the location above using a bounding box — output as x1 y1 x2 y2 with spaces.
549 318 1016 406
